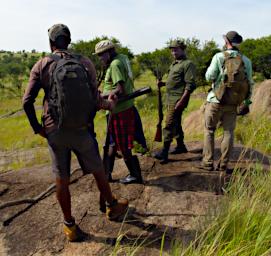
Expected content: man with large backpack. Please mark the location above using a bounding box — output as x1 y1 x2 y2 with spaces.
23 24 128 242
201 31 254 172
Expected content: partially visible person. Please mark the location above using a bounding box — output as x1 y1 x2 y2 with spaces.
95 39 143 184
154 40 197 163
201 31 254 172
23 24 128 242
133 106 148 153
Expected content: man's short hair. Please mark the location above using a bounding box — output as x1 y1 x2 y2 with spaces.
52 36 70 49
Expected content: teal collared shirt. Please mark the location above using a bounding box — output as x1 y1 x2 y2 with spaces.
205 49 254 105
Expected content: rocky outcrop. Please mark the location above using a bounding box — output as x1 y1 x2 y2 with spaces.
250 80 271 118
0 142 269 256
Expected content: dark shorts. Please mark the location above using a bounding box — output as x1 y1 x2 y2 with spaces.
47 128 103 178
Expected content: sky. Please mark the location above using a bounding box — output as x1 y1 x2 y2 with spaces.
0 0 270 54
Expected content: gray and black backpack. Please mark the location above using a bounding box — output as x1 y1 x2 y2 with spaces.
48 53 96 129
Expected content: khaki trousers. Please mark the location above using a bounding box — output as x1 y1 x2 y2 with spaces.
203 102 237 169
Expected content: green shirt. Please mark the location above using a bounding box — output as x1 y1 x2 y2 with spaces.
166 58 196 104
205 49 254 105
103 54 134 114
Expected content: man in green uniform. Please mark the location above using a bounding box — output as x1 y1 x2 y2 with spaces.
154 40 197 163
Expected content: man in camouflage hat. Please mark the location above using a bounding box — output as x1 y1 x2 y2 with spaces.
201 31 254 172
154 39 197 163
95 39 144 184
23 24 128 242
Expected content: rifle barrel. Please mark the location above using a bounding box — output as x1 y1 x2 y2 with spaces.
102 87 152 102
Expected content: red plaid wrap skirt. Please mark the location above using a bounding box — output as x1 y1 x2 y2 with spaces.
109 107 135 155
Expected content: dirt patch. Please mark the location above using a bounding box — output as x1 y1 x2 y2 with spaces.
0 141 269 255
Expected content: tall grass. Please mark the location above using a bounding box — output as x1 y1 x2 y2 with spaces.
111 165 271 256
235 116 271 154
171 166 271 256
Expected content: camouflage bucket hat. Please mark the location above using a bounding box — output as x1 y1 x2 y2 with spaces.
169 40 186 50
48 24 71 42
94 40 115 55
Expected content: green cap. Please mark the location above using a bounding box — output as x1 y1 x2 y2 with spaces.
94 40 115 55
169 40 186 50
48 24 71 42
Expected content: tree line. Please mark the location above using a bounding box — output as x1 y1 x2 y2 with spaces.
0 35 270 96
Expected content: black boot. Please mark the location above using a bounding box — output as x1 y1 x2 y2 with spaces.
169 141 188 154
154 142 170 164
103 146 116 182
120 156 143 184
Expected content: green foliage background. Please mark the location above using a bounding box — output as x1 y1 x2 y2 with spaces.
0 34 270 170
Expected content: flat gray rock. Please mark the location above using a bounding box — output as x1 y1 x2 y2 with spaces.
0 141 269 256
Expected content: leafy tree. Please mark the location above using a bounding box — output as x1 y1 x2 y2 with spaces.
241 36 271 79
131 57 142 80
137 38 219 87
26 55 39 70
0 54 28 93
137 48 172 79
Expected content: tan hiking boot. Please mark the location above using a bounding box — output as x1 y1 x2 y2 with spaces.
63 223 84 242
106 198 129 221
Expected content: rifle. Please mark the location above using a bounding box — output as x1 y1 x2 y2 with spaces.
102 86 152 101
99 86 152 212
154 80 163 142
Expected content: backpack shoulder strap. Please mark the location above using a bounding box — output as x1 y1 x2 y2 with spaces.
222 51 230 70
49 50 79 62
223 51 230 59
49 53 62 63
70 53 82 60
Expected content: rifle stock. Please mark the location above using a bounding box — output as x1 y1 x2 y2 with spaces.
154 83 163 142
102 87 152 102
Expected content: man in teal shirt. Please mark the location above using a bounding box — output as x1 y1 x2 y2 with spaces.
95 40 143 184
201 31 254 172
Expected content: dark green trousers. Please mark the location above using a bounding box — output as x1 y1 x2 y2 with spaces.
163 104 184 144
